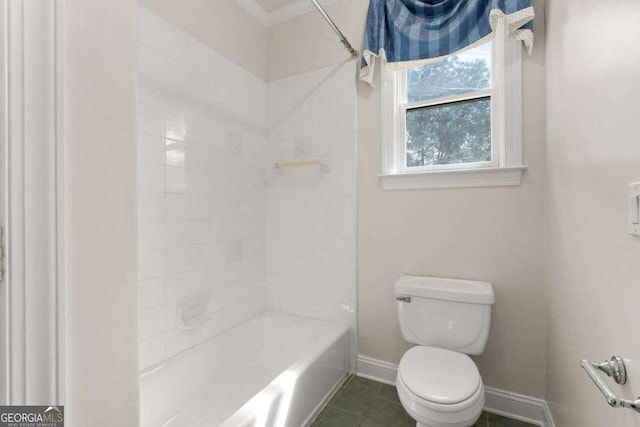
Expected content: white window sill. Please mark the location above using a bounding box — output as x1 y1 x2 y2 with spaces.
379 166 527 190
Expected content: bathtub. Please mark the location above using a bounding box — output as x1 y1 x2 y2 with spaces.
140 312 351 427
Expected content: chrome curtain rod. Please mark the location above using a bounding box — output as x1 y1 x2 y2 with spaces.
309 0 359 58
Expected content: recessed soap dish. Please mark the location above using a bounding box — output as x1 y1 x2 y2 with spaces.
176 298 208 330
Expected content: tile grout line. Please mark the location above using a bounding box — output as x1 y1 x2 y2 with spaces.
333 376 388 423
312 374 353 426
358 381 380 424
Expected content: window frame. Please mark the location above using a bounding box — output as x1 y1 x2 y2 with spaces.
380 19 526 190
398 90 497 173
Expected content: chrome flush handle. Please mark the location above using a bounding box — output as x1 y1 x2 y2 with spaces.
396 296 411 303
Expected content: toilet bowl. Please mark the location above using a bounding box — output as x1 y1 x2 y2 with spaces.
396 346 484 427
394 276 495 427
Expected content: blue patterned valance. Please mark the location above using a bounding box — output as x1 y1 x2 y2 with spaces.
360 0 535 84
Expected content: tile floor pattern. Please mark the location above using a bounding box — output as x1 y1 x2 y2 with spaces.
311 376 538 427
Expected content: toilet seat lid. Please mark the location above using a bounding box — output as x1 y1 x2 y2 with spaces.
398 346 481 405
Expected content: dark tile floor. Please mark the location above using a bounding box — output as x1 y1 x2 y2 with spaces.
311 376 538 427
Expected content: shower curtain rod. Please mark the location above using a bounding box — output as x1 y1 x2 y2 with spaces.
309 0 359 58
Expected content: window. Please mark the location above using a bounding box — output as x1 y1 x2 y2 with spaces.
380 20 526 190
404 43 493 170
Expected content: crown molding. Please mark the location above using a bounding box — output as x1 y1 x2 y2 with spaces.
236 0 269 26
237 0 338 27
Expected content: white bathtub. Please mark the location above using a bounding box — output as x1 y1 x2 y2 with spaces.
140 312 351 427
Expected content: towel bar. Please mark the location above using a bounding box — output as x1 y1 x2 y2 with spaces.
275 159 320 169
581 356 640 413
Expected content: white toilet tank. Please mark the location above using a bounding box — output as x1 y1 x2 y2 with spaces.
395 276 495 355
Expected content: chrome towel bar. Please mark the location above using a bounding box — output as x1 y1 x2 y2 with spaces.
581 356 640 413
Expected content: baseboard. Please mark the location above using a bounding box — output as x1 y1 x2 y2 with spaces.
483 387 554 427
356 354 555 427
356 355 398 385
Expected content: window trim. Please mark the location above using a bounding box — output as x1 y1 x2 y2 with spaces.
379 19 526 190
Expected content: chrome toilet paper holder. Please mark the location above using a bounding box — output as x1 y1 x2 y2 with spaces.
581 356 640 413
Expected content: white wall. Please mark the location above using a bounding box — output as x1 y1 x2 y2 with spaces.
268 0 548 398
137 8 269 370
268 0 367 82
265 63 358 363
545 1 640 425
139 0 267 80
64 0 139 425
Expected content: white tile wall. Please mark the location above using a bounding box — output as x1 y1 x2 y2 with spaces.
138 8 357 372
138 8 268 370
265 64 358 361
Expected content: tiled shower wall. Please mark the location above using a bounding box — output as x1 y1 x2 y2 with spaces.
265 65 358 355
137 8 268 370
137 9 357 371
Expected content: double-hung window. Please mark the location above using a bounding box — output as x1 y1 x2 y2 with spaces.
380 20 527 190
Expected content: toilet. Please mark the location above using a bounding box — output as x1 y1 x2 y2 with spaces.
395 276 495 427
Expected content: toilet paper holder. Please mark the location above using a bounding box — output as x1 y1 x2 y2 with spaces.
581 356 640 413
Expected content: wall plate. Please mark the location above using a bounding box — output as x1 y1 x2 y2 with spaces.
629 182 640 236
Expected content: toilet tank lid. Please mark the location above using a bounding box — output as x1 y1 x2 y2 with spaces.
395 276 495 305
